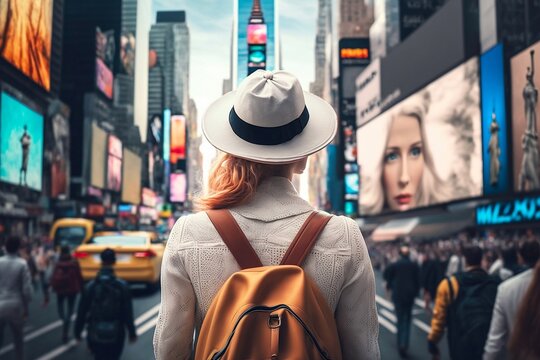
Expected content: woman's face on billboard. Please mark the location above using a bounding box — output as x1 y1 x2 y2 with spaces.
383 114 424 211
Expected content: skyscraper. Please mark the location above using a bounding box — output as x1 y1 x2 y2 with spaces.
339 0 374 38
148 11 190 117
233 0 279 88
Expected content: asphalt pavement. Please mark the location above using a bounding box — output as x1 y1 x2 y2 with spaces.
0 271 451 360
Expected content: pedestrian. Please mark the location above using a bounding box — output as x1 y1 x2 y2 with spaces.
50 243 84 343
483 239 540 359
445 243 464 277
506 260 540 360
384 245 420 358
497 245 525 281
33 241 54 306
153 70 380 359
428 246 500 360
74 248 137 360
0 236 33 360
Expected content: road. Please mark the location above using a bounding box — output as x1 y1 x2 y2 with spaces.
0 271 451 360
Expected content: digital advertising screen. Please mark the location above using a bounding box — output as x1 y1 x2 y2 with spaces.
96 58 113 99
357 57 482 215
95 28 114 99
481 43 510 195
90 123 106 189
235 0 276 86
247 24 267 44
345 173 359 198
107 135 122 192
0 92 43 190
170 173 186 203
170 115 186 164
511 40 540 193
120 32 136 75
0 0 53 90
47 101 70 198
121 149 141 205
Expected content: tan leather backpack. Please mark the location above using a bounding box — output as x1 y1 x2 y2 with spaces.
194 210 343 360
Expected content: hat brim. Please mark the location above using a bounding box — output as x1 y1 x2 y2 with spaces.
202 91 337 164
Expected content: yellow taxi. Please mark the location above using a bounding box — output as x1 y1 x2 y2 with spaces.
50 218 96 249
74 231 165 288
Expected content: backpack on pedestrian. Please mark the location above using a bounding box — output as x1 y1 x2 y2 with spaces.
87 277 124 345
445 271 500 360
194 210 342 360
50 261 81 295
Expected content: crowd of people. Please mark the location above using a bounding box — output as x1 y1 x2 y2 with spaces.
0 236 137 360
372 230 540 360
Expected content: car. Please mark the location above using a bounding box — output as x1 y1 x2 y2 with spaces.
50 218 96 249
74 231 165 289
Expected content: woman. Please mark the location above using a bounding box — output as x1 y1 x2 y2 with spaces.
360 104 450 214
50 244 83 343
507 261 540 359
153 70 380 359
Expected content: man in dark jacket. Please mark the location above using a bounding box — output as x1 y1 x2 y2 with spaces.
384 246 420 358
74 248 137 360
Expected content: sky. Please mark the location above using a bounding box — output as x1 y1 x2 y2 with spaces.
152 0 318 192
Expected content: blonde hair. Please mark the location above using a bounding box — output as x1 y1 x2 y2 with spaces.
360 103 450 214
196 153 294 210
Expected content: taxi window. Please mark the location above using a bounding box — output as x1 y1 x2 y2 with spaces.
90 236 147 246
54 227 87 248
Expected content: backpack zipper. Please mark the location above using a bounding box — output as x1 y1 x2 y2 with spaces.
211 304 331 360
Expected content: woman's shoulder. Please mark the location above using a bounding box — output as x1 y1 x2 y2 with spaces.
166 212 216 250
316 212 365 251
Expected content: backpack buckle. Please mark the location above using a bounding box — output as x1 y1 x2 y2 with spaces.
268 314 281 329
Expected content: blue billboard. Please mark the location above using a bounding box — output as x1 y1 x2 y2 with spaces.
480 43 510 195
477 196 540 226
236 0 276 87
0 92 44 191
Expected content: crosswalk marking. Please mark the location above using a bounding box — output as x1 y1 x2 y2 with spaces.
375 295 432 334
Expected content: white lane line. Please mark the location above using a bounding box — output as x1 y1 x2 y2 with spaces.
375 295 394 310
0 315 76 355
135 303 161 326
136 316 158 336
413 308 425 315
35 305 160 360
379 308 397 323
415 298 425 308
413 318 432 334
377 312 397 334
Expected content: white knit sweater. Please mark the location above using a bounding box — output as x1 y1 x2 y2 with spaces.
153 177 380 360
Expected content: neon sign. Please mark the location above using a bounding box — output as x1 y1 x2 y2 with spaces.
340 48 369 59
476 196 540 225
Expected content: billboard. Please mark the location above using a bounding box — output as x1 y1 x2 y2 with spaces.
107 135 122 191
481 44 510 195
170 173 186 203
356 58 381 127
0 0 53 90
121 149 141 204
90 123 107 189
357 57 482 215
477 195 540 226
170 115 186 164
120 32 136 76
339 38 370 124
46 101 70 198
0 92 43 190
235 0 276 87
95 28 114 99
511 40 540 193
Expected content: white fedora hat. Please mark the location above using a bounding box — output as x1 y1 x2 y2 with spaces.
202 70 337 164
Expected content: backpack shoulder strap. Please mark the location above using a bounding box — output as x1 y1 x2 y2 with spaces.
446 276 456 303
280 211 332 266
206 209 263 270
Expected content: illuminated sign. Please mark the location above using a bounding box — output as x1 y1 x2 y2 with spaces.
340 48 369 59
247 24 267 44
476 196 540 226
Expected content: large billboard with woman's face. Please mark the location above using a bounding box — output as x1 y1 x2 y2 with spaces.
481 43 510 195
0 0 53 90
511 40 540 193
357 57 482 215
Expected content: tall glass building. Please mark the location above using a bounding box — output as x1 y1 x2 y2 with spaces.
233 0 279 88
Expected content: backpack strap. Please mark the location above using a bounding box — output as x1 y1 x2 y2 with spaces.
446 276 456 303
206 209 263 270
280 211 332 266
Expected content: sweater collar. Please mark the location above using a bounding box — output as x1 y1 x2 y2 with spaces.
231 176 313 222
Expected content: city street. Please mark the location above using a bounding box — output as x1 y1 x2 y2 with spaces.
0 270 451 360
